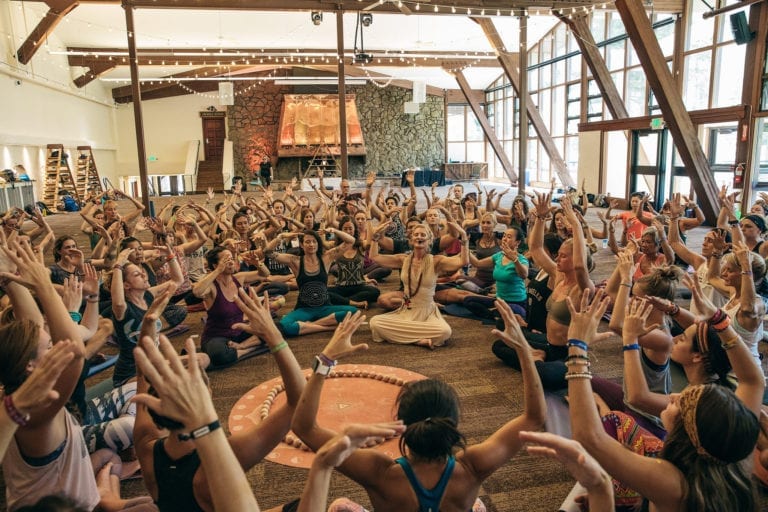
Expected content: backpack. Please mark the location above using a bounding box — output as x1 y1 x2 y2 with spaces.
62 196 80 212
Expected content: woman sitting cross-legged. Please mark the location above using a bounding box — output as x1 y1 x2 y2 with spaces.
326 215 381 310
369 222 468 349
566 286 763 512
266 229 358 337
462 226 529 320
291 304 545 512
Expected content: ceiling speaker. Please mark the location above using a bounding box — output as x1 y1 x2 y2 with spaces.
729 11 754 45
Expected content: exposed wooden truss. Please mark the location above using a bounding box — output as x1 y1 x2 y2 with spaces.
473 16 576 188
453 69 518 184
614 0 720 222
16 0 79 64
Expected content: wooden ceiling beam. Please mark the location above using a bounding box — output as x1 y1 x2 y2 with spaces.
16 0 79 64
473 16 575 188
297 65 446 97
614 0 720 222
453 69 518 184
112 65 228 102
73 61 117 87
556 11 628 119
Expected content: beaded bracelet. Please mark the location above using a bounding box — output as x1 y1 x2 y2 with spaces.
69 311 83 323
566 354 590 362
708 309 726 325
565 360 591 368
565 371 593 380
270 341 288 354
622 343 641 352
669 304 681 316
620 282 632 288
567 339 588 351
3 395 29 426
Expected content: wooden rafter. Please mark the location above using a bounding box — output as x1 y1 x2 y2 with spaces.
453 69 518 184
16 0 79 64
111 66 240 102
73 61 117 87
614 0 720 222
556 11 629 120
473 16 575 188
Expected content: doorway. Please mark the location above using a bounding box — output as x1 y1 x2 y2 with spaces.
202 117 226 161
630 129 669 211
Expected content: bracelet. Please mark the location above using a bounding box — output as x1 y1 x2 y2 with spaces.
3 395 29 426
711 316 731 332
113 263 124 271
708 308 726 325
167 254 177 262
741 270 753 276
178 419 221 441
669 304 681 316
710 253 723 259
566 354 590 362
565 360 591 368
619 282 632 288
721 336 740 350
317 353 336 366
622 343 641 352
567 339 588 351
565 371 593 380
69 311 83 323
270 341 288 354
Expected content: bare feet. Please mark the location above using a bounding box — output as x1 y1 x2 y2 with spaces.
415 338 435 350
350 300 368 310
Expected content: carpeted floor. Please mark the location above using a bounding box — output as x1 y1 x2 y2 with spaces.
2 188 767 511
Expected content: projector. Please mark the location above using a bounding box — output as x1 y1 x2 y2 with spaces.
353 53 373 64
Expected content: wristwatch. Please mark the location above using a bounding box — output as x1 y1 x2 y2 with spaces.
312 355 336 376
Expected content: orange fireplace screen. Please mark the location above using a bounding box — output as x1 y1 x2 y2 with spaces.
277 94 365 157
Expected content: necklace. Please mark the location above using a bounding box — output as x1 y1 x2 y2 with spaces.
404 255 426 309
478 236 496 249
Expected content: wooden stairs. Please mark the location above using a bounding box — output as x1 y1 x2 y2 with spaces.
195 160 223 192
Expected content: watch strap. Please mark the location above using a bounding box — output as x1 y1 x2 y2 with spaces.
312 355 335 376
177 419 221 441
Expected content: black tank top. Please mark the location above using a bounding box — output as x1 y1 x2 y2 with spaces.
296 256 330 309
526 271 552 333
153 438 204 512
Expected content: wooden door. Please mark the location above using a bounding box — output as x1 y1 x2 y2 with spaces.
202 118 226 160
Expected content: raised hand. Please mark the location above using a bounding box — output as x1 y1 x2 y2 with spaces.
314 422 406 469
1 238 54 291
9 340 75 421
133 335 217 430
566 288 610 344
682 273 717 320
491 300 528 350
623 298 660 341
532 191 552 218
207 187 215 201
61 276 83 312
733 240 752 270
321 311 369 361
232 289 283 346
520 431 612 494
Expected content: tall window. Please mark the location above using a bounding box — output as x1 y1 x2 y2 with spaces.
447 105 484 163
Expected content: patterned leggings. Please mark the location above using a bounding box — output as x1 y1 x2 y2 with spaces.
82 381 137 453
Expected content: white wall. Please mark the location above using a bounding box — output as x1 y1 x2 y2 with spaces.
115 95 221 177
0 0 120 195
577 131 602 194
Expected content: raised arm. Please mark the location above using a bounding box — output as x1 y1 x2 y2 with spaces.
463 301 545 479
667 194 705 269
529 192 557 276
561 196 594 293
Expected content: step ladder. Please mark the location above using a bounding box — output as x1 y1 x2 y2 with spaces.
42 144 80 210
75 146 104 200
301 143 341 182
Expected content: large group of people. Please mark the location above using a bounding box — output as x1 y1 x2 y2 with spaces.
1 176 768 511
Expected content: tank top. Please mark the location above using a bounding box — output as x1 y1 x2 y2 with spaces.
334 251 366 286
623 350 670 428
201 278 246 341
296 256 330 308
386 214 406 241
153 438 205 512
114 291 160 385
723 299 763 367
474 241 501 285
526 270 552 333
395 455 456 512
2 411 101 511
267 223 292 275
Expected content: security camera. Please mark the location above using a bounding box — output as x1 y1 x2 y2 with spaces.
311 11 323 25
361 13 373 27
14 80 21 86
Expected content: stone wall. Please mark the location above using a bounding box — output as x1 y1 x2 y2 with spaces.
228 82 444 182
227 81 290 179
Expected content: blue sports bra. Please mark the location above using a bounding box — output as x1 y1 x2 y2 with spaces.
395 455 456 512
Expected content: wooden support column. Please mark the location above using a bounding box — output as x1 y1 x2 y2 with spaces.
16 0 79 64
736 1 768 201
556 12 629 120
614 0 719 222
473 17 574 188
518 11 527 192
336 9 348 179
123 2 151 209
453 70 518 184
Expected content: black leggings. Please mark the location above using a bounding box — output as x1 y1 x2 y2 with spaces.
201 331 251 369
328 284 381 305
492 329 568 391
